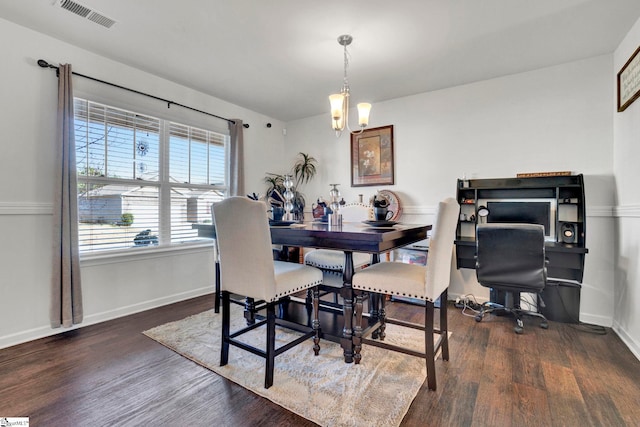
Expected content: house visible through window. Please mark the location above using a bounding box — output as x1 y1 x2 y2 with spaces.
74 99 228 253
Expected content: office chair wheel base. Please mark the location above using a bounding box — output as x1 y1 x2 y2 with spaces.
540 321 548 329
475 314 483 322
514 318 524 334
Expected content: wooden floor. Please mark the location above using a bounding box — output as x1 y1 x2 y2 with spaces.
2 294 639 426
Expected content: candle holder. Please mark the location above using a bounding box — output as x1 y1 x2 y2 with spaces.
283 174 295 221
328 183 342 226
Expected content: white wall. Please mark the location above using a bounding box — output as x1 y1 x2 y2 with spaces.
613 16 640 359
0 18 286 349
285 55 616 328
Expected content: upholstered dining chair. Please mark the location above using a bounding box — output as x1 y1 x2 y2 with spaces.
474 223 549 334
212 197 323 388
351 197 459 391
304 203 372 301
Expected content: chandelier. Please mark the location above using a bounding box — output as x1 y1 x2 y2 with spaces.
329 34 371 137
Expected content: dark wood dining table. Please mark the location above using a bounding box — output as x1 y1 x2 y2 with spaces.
193 220 431 363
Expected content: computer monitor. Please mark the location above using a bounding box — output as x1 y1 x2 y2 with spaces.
480 199 556 241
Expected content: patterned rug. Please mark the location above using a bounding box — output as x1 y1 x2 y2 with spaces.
144 304 444 427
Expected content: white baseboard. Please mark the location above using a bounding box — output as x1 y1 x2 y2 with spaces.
578 312 612 328
0 286 215 350
613 321 640 362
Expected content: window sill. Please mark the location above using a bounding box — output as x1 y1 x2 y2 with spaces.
80 240 214 266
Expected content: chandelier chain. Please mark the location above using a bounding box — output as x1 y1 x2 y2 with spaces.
342 44 350 91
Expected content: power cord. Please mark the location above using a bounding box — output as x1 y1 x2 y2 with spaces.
454 294 483 317
454 288 607 335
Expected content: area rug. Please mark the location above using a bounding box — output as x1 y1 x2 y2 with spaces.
144 305 444 427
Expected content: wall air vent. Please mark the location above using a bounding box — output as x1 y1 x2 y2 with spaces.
57 0 117 28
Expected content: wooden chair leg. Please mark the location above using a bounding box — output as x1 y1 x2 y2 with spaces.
425 300 437 391
370 293 380 339
312 286 321 356
440 289 449 361
214 260 221 313
305 288 313 305
220 291 230 366
244 297 256 326
265 303 276 389
378 294 386 341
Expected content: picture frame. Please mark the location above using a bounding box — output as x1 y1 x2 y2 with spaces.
350 125 394 187
617 45 640 112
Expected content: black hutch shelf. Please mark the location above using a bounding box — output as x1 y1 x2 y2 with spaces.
454 174 588 282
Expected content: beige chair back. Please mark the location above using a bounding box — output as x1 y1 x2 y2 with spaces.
212 197 277 301
339 203 371 222
424 197 460 300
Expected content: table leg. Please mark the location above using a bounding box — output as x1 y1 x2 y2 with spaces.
340 251 355 363
369 253 380 339
353 290 364 364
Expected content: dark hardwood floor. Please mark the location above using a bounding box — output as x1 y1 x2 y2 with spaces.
1 294 639 426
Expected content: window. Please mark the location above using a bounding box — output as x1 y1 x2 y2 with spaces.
75 99 228 253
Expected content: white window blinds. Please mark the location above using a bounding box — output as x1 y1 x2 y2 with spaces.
74 98 228 253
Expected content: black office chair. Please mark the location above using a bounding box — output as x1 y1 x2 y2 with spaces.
474 223 549 334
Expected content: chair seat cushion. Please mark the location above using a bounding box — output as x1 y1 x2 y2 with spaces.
353 261 430 300
320 270 344 288
272 261 323 301
304 249 370 271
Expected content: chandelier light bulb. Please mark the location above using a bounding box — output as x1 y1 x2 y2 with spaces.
357 103 371 127
329 93 344 120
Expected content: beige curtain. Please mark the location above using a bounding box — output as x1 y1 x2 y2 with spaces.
50 64 83 328
228 119 244 196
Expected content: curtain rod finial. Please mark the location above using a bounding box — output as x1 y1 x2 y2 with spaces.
37 59 52 68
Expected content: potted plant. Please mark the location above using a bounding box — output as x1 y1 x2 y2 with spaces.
265 152 317 220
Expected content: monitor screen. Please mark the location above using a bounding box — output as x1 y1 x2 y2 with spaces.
486 201 551 236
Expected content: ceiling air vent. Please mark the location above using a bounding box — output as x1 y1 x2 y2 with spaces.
57 0 117 28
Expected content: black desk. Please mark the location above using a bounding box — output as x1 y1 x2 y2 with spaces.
455 237 589 282
194 221 430 362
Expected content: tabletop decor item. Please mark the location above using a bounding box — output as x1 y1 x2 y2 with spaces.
264 152 318 220
362 219 398 227
283 174 295 220
328 184 342 226
350 125 394 187
375 190 402 221
373 207 394 221
312 197 330 221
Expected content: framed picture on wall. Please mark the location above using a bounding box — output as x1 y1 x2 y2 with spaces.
350 125 394 187
618 45 640 112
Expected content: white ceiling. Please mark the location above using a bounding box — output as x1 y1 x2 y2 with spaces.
2 0 640 122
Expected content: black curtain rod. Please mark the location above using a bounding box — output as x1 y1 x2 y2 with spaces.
37 59 249 128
